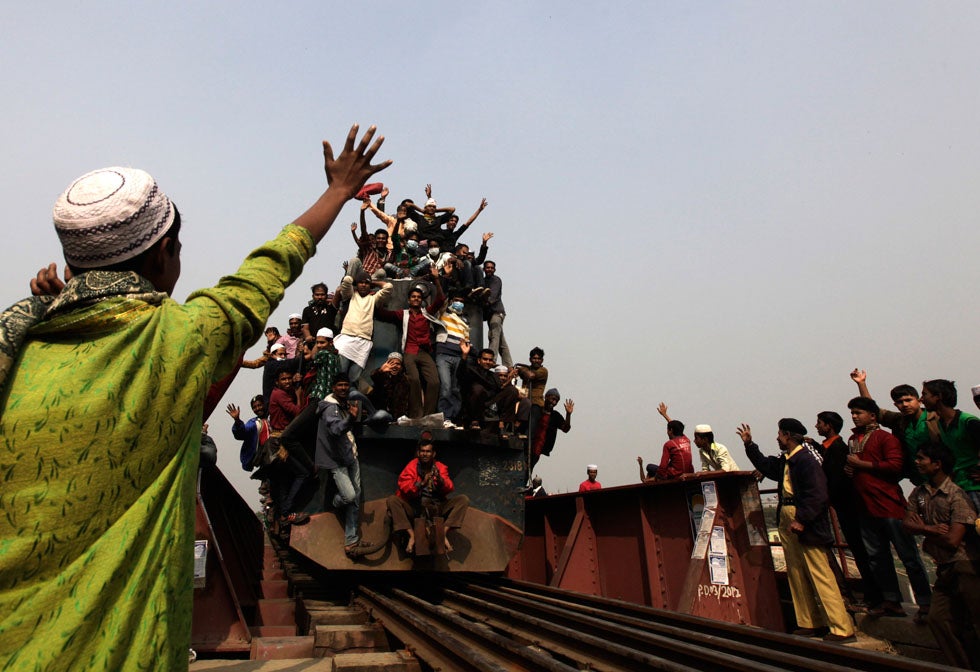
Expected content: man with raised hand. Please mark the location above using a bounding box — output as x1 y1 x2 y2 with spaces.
0 125 389 670
738 420 855 642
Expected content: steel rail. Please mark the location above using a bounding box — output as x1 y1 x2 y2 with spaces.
459 577 958 672
437 586 806 672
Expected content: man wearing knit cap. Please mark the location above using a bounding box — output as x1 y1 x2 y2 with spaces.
0 125 390 670
694 424 740 472
737 419 855 642
579 464 602 492
529 388 574 471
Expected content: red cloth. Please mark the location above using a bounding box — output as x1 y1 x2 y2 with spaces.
848 428 906 519
578 480 602 492
356 182 384 200
658 436 694 480
396 458 454 500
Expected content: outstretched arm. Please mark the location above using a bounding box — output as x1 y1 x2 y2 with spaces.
292 125 392 244
657 402 672 423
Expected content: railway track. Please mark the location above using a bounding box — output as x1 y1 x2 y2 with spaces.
352 575 959 672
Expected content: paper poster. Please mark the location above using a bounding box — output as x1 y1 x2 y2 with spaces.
691 507 716 559
701 481 718 509
710 525 727 555
193 540 208 588
709 554 729 585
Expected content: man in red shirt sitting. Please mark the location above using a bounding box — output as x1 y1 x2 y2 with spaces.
386 434 468 554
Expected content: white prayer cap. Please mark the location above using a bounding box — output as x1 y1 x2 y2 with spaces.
288 313 302 320
587 464 598 470
270 343 285 352
53 167 175 269
695 424 712 434
316 328 334 339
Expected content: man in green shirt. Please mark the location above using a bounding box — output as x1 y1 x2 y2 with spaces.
850 368 940 485
920 379 980 513
0 125 389 671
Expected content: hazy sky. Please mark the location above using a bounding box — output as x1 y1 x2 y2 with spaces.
3 3 980 499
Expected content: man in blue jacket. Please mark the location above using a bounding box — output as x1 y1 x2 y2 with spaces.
738 418 855 642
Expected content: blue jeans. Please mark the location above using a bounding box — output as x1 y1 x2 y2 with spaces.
337 355 364 392
329 461 361 545
436 353 461 420
859 511 932 606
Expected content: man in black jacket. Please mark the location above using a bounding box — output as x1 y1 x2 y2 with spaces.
738 418 855 642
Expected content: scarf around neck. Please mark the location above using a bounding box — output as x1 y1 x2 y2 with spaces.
0 270 167 394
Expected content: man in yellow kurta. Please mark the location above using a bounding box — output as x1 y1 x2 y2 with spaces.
0 126 390 670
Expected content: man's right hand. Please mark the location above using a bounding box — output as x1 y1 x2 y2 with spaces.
226 404 240 421
348 401 360 419
850 368 867 385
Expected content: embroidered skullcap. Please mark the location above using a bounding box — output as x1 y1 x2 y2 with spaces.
53 167 175 269
493 365 509 373
316 328 334 339
694 424 712 434
288 313 302 320
587 464 598 470
545 388 560 398
270 343 285 353
972 384 980 398
425 198 437 208
778 418 808 435
387 352 403 361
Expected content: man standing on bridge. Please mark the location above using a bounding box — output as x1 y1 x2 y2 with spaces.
0 125 390 670
738 419 855 642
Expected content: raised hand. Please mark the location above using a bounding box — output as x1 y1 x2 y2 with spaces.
482 231 493 243
425 184 432 198
736 423 752 444
850 368 866 384
479 197 488 210
564 399 574 414
322 124 391 201
226 404 241 421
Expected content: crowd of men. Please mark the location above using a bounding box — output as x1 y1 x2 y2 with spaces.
226 184 575 555
633 372 980 665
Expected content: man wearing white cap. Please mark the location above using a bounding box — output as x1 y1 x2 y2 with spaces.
694 424 740 472
276 312 305 358
579 465 602 492
0 126 389 670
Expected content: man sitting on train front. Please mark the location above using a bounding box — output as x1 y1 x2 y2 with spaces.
387 433 469 554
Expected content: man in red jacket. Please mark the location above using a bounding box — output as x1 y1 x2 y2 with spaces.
387 434 469 553
845 396 931 619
